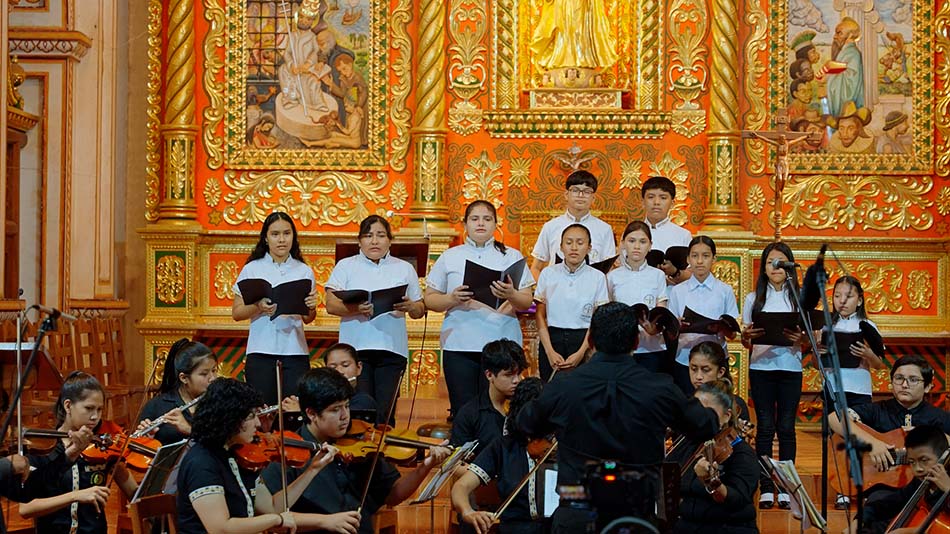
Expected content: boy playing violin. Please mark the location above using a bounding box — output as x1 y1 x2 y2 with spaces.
262 367 451 534
846 424 950 534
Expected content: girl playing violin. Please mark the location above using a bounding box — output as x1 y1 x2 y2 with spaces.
675 379 759 534
136 338 218 445
176 377 337 534
452 377 550 534
261 367 451 534
18 371 138 534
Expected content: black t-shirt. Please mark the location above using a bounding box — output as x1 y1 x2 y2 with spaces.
469 436 547 524
677 439 760 529
138 390 196 445
29 441 115 534
851 398 950 434
450 392 506 455
261 425 400 534
176 442 260 534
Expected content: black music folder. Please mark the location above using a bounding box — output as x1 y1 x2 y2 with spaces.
236 278 311 320
463 258 526 309
820 322 884 368
332 284 409 319
646 246 689 271
750 310 826 346
681 307 740 336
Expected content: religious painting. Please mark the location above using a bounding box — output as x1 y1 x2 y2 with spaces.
225 0 387 169
770 0 932 172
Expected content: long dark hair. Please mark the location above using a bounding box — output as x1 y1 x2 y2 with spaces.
832 275 868 322
464 200 507 254
159 338 217 394
245 212 305 265
358 215 394 240
689 341 729 373
190 378 263 450
752 241 800 316
55 371 104 427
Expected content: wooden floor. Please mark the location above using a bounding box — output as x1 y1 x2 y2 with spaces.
1 397 865 533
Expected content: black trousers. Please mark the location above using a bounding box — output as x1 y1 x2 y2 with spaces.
538 327 588 382
749 369 802 493
244 353 311 407
443 350 489 418
356 349 405 426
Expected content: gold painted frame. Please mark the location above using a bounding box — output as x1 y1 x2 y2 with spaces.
768 0 933 173
220 0 389 169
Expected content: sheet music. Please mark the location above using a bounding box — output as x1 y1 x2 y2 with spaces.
543 468 559 518
411 440 478 504
766 457 827 532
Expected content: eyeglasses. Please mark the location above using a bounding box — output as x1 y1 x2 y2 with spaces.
892 375 924 386
568 187 594 197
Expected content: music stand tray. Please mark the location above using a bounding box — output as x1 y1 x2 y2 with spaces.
0 342 64 390
335 241 431 278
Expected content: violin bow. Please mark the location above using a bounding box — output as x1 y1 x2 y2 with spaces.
356 366 407 513
401 301 428 432
275 361 290 513
491 438 558 523
102 347 166 490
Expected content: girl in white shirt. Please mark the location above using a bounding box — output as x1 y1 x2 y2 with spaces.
424 200 535 419
535 224 609 381
231 212 317 406
608 221 669 372
324 215 425 425
740 242 806 509
667 235 739 395
824 275 885 408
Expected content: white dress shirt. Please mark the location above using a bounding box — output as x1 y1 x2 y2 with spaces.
233 253 314 356
742 288 803 372
427 238 536 352
824 313 881 396
646 217 692 253
668 274 739 365
531 212 616 265
534 262 609 330
326 251 424 358
608 255 670 353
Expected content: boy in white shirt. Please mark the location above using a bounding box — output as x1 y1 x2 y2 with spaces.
641 175 692 284
530 170 616 280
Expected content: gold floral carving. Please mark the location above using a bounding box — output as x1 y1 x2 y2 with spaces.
311 257 336 308
712 261 740 299
619 158 644 190
783 175 934 231
419 142 439 202
390 180 409 210
746 185 766 215
220 170 388 226
650 152 690 225
827 262 903 314
937 0 950 176
154 347 170 387
166 139 190 199
389 0 413 171
714 145 734 205
742 0 769 174
462 151 505 220
213 260 239 300
907 270 933 310
483 110 671 138
937 187 950 216
145 0 163 222
156 255 187 305
667 0 709 136
447 0 488 136
509 157 532 188
201 0 226 170
408 350 441 387
203 177 222 207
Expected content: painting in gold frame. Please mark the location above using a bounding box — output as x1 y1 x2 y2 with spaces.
768 0 933 173
224 0 388 169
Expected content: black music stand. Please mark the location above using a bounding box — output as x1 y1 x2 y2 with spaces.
335 241 430 278
131 439 190 502
0 342 65 392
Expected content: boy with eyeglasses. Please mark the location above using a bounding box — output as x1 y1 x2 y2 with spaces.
830 354 950 474
529 170 616 280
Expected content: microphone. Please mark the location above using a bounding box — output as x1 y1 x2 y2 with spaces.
385 210 429 240
34 305 78 323
771 258 801 270
799 244 828 310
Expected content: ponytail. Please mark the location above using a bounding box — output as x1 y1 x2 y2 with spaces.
55 371 104 427
464 200 507 254
159 338 217 394
696 378 738 429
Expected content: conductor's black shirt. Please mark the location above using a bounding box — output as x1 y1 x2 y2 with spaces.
516 351 719 486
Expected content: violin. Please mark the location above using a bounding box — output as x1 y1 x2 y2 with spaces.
681 425 741 478
78 420 161 472
886 450 950 533
232 430 322 471
336 420 442 466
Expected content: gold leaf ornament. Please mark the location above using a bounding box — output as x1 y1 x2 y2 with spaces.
390 180 409 210
937 186 950 216
213 260 239 300
156 255 186 305
907 270 933 310
712 261 740 299
204 177 222 207
619 158 643 190
463 151 504 203
509 157 532 188
746 184 766 215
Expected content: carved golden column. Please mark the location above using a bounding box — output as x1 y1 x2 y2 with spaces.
703 0 744 230
158 0 199 224
408 0 450 228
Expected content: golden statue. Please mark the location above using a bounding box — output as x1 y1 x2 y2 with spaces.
530 0 618 86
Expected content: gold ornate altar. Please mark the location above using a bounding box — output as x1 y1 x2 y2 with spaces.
136 0 950 413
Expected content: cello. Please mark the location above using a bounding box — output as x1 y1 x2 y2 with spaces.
886 450 950 533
